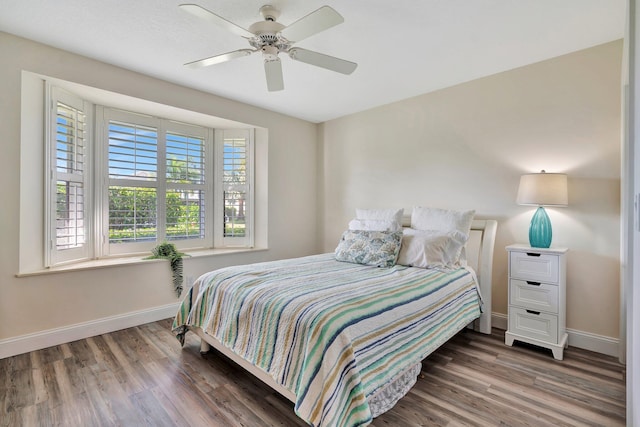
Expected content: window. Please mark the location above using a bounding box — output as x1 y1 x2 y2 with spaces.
45 86 254 267
217 130 253 247
99 109 217 255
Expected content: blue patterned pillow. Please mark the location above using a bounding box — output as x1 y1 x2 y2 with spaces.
334 230 403 267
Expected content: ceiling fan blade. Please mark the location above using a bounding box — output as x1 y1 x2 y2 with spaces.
185 49 254 68
179 4 254 38
280 6 343 42
264 59 284 91
288 48 357 75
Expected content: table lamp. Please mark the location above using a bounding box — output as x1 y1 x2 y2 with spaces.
516 170 568 248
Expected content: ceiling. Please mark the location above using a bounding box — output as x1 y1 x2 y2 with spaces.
0 0 626 123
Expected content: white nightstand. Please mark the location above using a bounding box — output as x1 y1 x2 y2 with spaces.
505 244 569 360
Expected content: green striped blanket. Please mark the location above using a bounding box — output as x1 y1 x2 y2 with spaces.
173 254 481 427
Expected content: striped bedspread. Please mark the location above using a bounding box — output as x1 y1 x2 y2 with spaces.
173 253 482 427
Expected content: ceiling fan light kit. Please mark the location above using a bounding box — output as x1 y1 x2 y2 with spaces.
179 3 358 91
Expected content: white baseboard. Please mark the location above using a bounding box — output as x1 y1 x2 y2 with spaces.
1 307 620 360
492 312 508 330
565 328 619 358
491 312 619 358
0 303 180 359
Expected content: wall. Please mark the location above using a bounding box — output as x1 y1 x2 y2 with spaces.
627 0 639 421
0 32 623 357
0 33 318 351
319 41 623 348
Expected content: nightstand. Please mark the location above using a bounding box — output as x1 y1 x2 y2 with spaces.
505 244 569 360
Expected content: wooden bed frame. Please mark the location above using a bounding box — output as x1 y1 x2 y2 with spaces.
191 218 498 404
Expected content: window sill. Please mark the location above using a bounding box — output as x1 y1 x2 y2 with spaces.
16 247 268 278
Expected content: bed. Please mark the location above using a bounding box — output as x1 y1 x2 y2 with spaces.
173 216 497 427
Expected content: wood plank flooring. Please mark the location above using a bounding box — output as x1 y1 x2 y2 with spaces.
0 320 625 426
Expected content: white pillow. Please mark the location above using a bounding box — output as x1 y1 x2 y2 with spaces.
410 206 475 236
348 218 402 232
356 208 404 228
397 228 468 269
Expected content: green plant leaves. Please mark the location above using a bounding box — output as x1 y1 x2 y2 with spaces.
145 242 189 297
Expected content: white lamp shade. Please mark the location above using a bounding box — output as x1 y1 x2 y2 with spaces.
516 172 568 206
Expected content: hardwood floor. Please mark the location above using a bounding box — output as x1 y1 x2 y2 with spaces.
0 320 625 426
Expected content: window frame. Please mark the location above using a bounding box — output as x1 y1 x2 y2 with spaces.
97 107 216 256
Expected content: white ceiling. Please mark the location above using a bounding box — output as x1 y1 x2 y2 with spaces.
0 0 626 123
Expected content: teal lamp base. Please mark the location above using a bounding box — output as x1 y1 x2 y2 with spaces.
529 206 552 248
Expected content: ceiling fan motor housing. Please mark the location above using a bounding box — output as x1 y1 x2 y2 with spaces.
261 45 279 61
248 20 290 56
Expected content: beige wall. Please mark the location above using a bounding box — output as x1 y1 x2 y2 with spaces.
319 41 622 339
0 32 623 351
0 33 319 340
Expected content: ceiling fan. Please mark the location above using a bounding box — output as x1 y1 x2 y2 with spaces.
179 3 358 91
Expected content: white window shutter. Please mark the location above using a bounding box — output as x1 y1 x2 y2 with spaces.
215 129 254 248
106 114 160 254
165 127 208 243
46 86 92 266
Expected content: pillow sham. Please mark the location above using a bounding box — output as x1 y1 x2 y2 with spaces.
410 206 475 236
396 228 468 269
356 208 404 228
348 218 402 232
335 230 403 268
410 206 474 264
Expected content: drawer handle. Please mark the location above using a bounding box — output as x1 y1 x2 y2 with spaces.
526 281 541 286
526 310 541 315
526 252 541 257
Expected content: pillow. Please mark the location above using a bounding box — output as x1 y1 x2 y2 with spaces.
410 207 474 265
397 228 468 269
410 206 475 236
356 208 404 228
335 230 403 267
348 218 402 232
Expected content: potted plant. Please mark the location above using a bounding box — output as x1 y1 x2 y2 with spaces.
145 242 189 297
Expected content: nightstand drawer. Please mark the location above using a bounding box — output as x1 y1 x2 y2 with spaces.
509 251 559 284
508 307 559 344
509 279 559 313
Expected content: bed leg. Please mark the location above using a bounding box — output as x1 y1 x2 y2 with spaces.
200 339 211 355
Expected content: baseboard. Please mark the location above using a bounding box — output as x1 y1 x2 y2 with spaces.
1 307 620 360
565 328 619 358
492 312 508 331
491 312 619 358
0 302 180 359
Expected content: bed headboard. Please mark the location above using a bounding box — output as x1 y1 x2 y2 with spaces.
466 220 497 334
401 217 497 334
